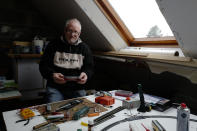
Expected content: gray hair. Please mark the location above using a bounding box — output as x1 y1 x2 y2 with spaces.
65 18 81 30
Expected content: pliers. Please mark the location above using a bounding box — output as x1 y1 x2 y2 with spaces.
16 119 30 126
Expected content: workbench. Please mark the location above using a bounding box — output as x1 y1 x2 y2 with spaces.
2 94 197 131
0 89 21 101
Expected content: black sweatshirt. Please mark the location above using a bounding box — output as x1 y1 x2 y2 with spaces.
39 37 94 90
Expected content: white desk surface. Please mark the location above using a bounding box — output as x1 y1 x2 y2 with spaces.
3 95 197 131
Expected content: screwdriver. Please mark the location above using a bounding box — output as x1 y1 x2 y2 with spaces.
141 123 150 131
87 112 100 117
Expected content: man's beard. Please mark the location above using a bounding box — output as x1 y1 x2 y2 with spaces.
69 38 78 44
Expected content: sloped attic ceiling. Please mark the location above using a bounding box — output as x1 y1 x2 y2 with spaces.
33 0 197 59
156 0 197 58
32 0 127 52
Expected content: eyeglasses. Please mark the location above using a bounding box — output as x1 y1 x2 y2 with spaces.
66 29 80 36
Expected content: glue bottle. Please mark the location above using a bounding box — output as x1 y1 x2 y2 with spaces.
176 103 190 131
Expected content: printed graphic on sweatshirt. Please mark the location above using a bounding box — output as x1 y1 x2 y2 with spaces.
54 52 84 69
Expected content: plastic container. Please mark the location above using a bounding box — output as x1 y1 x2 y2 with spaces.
32 36 43 54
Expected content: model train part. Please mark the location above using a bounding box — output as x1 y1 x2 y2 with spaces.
93 106 125 125
64 76 80 81
93 114 115 126
33 123 59 131
137 84 148 112
115 90 133 97
122 98 140 109
101 115 197 131
72 106 90 120
46 114 64 119
56 99 83 112
95 91 112 96
95 96 115 105
152 120 166 131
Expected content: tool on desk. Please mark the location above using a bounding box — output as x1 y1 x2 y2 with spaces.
16 108 35 125
16 118 30 126
72 106 90 120
93 106 125 126
152 120 166 131
33 121 49 130
141 123 150 131
33 118 65 130
88 112 100 117
55 99 83 112
33 123 59 131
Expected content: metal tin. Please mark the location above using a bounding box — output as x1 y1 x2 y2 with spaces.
176 103 190 131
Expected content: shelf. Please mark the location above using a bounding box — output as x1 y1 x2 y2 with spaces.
8 54 42 58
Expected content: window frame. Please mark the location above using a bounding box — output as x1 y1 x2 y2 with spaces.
94 0 178 46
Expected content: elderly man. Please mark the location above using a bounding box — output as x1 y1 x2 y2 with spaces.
39 18 94 103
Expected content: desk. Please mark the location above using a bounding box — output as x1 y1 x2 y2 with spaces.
2 95 197 131
0 90 21 100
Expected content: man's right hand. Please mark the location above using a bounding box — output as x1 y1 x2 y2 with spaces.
53 73 66 84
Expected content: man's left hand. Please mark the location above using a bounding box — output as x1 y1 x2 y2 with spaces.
77 72 87 84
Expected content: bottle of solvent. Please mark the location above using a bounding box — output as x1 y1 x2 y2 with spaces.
88 120 94 131
176 103 190 131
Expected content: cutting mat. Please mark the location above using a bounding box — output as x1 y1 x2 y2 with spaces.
36 97 108 121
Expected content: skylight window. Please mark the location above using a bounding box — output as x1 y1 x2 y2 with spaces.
108 0 174 38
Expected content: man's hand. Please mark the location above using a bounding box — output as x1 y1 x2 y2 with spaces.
77 72 87 84
53 73 66 84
